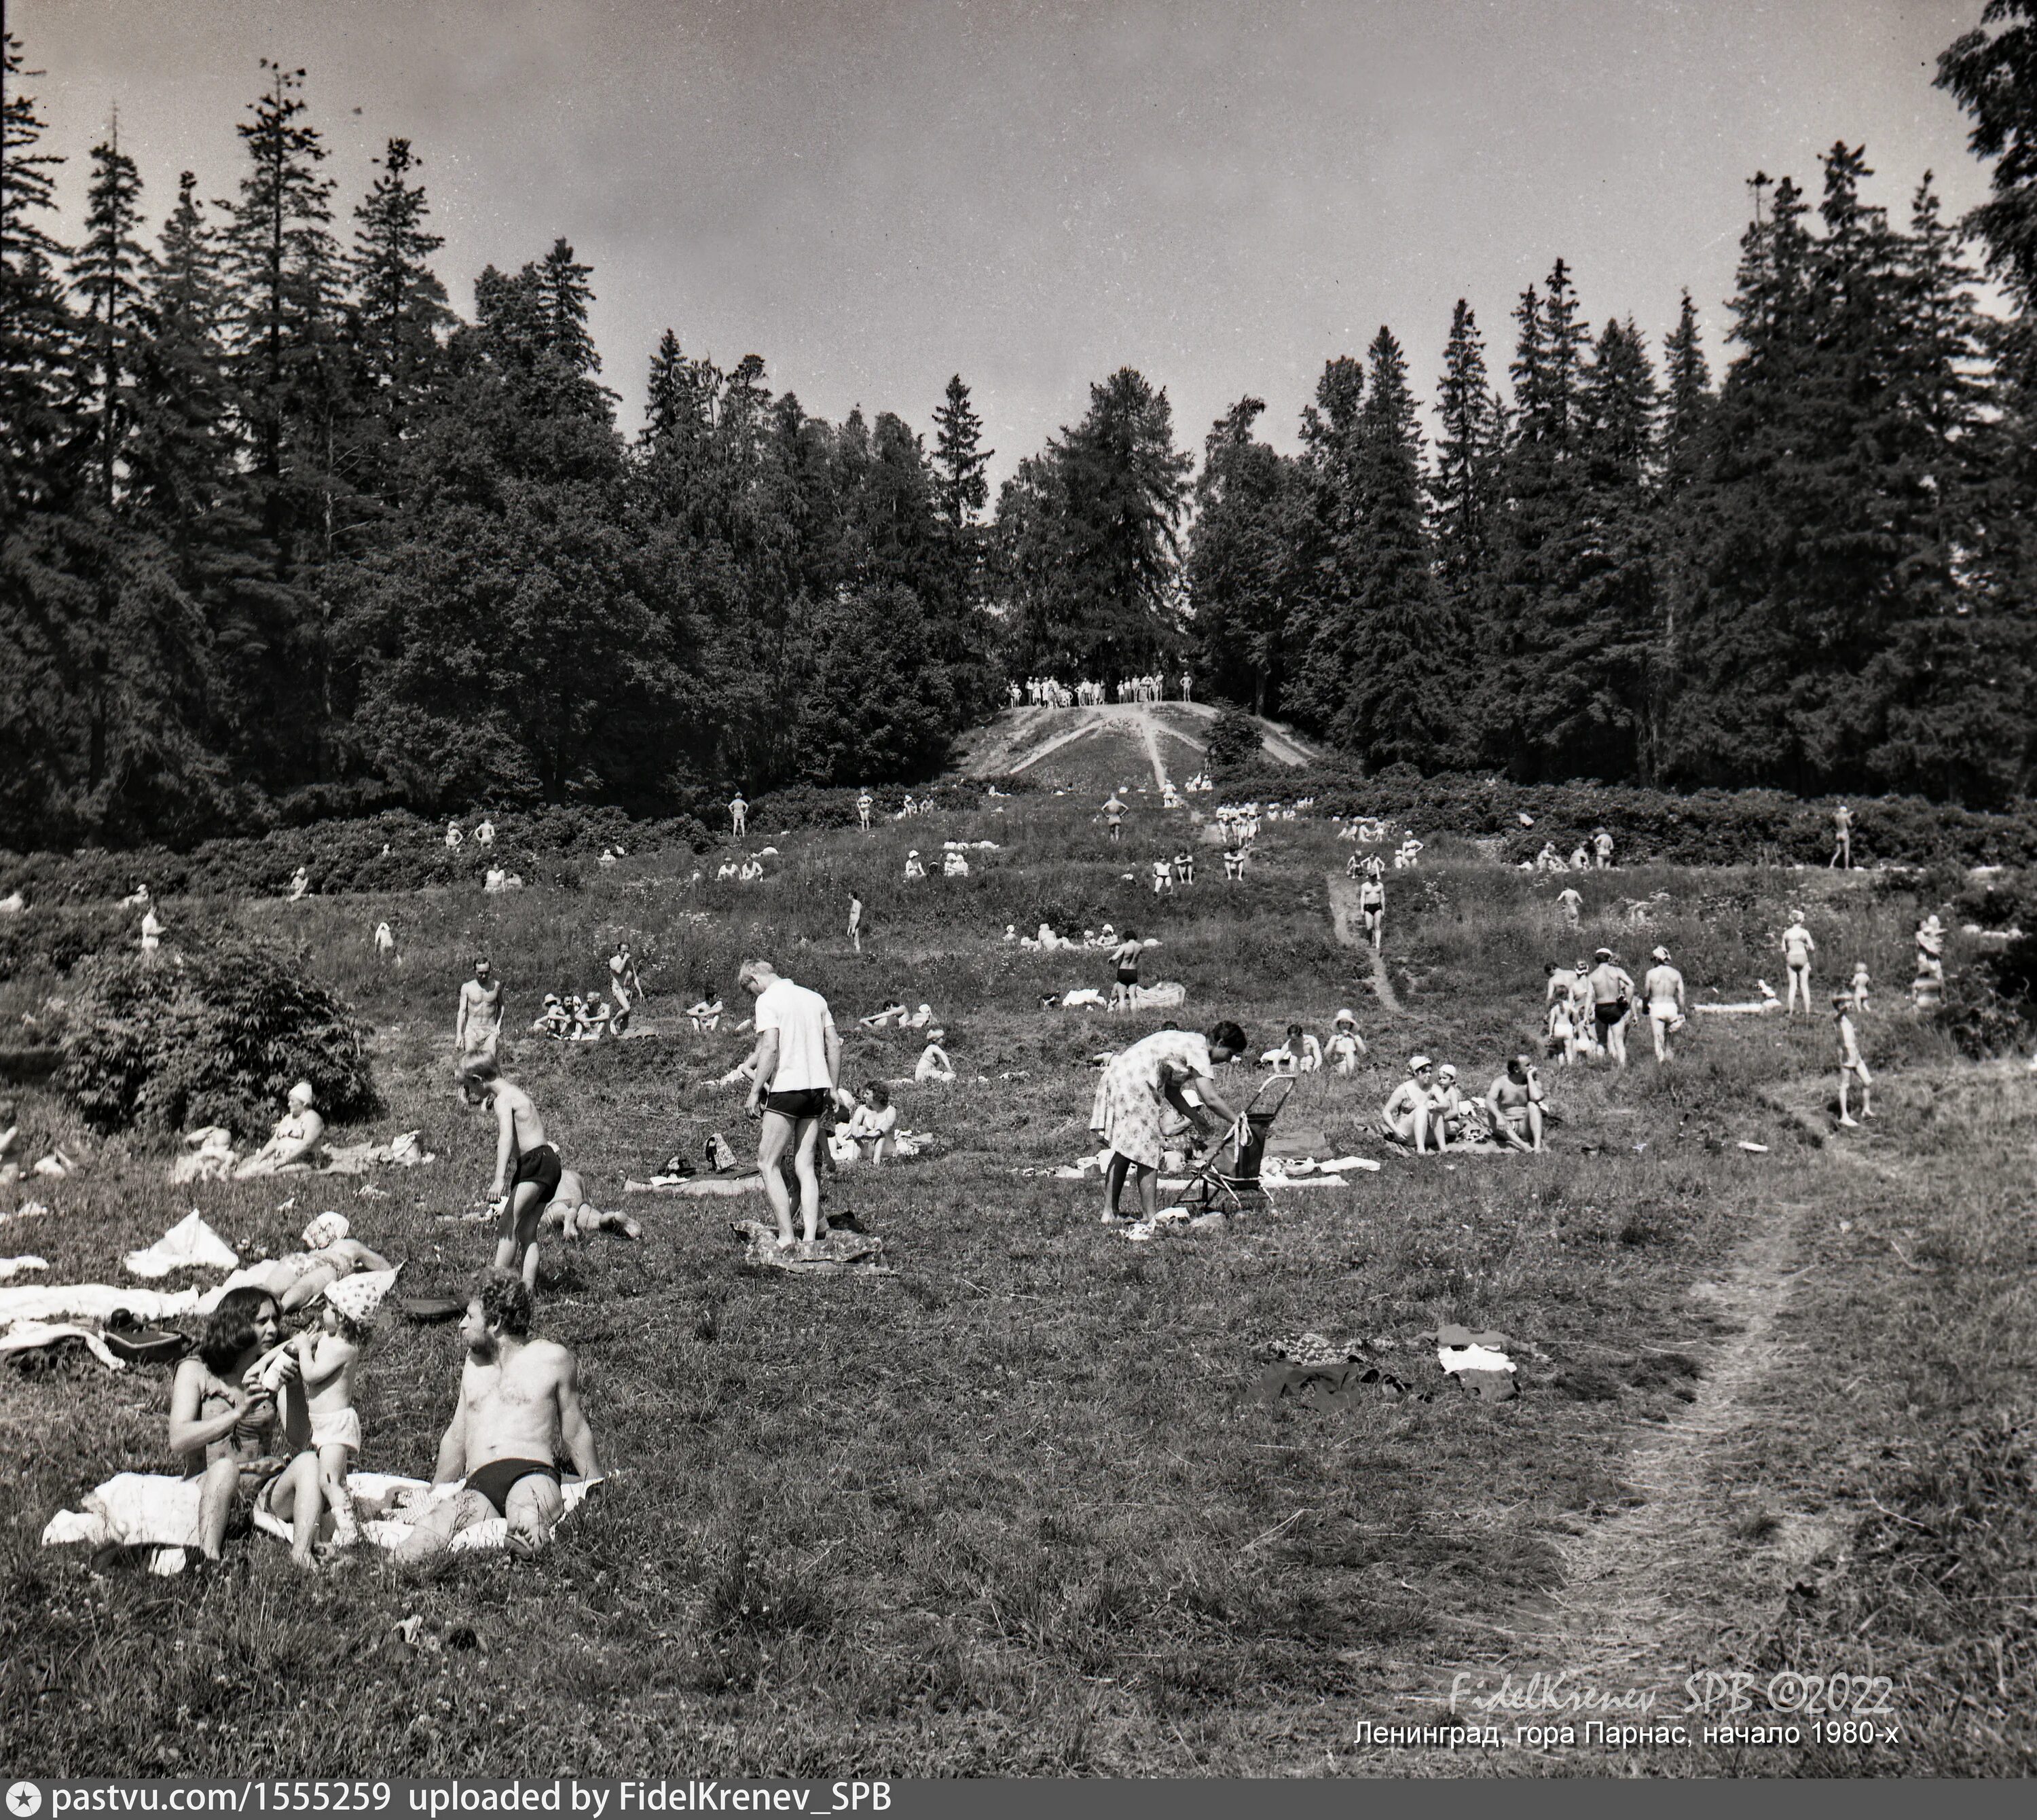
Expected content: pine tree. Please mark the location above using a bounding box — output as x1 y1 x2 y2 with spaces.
1281 356 1363 736
1329 327 1457 768
1659 290 1712 494
351 137 451 428
0 31 72 517
1186 397 1300 714
931 374 991 528
1431 299 1501 600
68 127 151 509
994 367 1190 673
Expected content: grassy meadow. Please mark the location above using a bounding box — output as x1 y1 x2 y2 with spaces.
1 788 2030 1777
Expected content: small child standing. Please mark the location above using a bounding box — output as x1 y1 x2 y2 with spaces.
293 1269 397 1547
1834 994 1873 1128
1850 961 1871 1013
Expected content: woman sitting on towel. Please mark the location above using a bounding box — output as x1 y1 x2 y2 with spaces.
1093 1021 1249 1228
915 1032 955 1084
169 1286 325 1567
846 1082 900 1163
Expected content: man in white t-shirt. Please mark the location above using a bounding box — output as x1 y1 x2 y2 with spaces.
737 959 847 1250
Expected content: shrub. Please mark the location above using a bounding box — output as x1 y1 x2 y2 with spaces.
60 936 378 1140
1205 709 1262 769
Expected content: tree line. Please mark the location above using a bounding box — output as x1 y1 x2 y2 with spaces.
1 43 1004 848
7 8 2037 850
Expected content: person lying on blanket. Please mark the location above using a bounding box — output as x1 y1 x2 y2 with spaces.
395 1273 601 1563
543 1167 641 1241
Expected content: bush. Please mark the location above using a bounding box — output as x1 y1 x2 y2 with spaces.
60 936 378 1140
1207 761 2037 868
1205 709 1262 769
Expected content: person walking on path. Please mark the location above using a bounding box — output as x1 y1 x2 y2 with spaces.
1830 803 1853 870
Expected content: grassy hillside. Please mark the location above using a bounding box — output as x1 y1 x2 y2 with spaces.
1 797 2028 1775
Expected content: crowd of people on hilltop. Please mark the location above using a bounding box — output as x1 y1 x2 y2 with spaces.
1014 672 1196 708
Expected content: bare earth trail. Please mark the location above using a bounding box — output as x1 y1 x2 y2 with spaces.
1326 872 1402 1013
957 702 1319 783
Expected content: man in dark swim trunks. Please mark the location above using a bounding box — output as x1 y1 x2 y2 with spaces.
395 1273 601 1564
458 1057 559 1290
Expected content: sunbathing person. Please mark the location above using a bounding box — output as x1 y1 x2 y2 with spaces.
544 1167 640 1241
905 1003 935 1030
170 1286 324 1567
396 1273 601 1563
223 1213 396 1315
532 994 572 1037
903 850 927 880
1486 1055 1547 1152
1326 1009 1367 1075
845 1083 900 1163
1382 1057 1445 1153
914 1032 955 1084
1428 1063 1469 1142
234 1082 327 1179
859 1001 909 1028
687 998 724 1032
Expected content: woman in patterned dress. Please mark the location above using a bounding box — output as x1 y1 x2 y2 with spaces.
1092 1021 1249 1224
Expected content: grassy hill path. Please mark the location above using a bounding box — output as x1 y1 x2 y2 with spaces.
1325 871 1403 1013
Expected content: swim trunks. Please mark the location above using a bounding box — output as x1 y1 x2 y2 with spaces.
511 1144 563 1201
1116 964 1140 985
465 1457 559 1517
765 1087 832 1120
1594 1000 1628 1034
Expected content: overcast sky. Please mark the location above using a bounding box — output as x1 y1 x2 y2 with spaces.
15 0 2000 483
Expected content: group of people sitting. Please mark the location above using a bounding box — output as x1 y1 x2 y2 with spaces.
1529 829 1616 872
1260 1009 1369 1076
1150 850 1198 892
531 994 621 1041
1380 1053 1549 1154
714 854 771 882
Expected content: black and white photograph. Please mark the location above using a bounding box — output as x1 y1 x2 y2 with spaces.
4 0 2037 1788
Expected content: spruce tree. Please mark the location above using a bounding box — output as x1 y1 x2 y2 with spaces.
351 137 451 429
1186 397 1300 715
1431 299 1501 602
68 128 151 509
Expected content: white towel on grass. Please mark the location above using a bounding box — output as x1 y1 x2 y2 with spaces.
124 1209 240 1279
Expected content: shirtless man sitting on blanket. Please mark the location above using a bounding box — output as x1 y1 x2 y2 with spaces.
395 1273 601 1563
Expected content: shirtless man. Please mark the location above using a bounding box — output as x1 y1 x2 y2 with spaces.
1587 948 1636 1068
1223 844 1247 881
395 1273 600 1563
1556 884 1583 927
1829 803 1853 870
1485 1055 1547 1152
1643 945 1687 1064
856 789 874 832
456 958 504 1066
1382 1057 1444 1153
729 794 748 837
1174 849 1195 887
1592 827 1614 870
1834 994 1873 1126
1103 794 1126 843
458 1059 559 1290
1357 874 1385 952
1564 960 1598 1056
234 1082 326 1178
1782 914 1816 1015
847 894 863 953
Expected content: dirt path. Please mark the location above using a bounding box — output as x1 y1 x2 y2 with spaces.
1326 873 1401 1013
959 702 1319 776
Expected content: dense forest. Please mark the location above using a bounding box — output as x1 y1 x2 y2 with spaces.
6 5 2037 848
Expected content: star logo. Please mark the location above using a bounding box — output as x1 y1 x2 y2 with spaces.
8 1784 43 1818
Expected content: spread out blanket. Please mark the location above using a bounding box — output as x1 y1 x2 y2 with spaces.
41 1470 600 1567
0 1284 201 1328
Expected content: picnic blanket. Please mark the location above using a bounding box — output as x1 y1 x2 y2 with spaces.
0 1255 48 1281
1 1321 125 1370
41 1470 601 1568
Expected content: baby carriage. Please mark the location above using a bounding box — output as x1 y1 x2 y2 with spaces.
1180 1074 1296 1215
